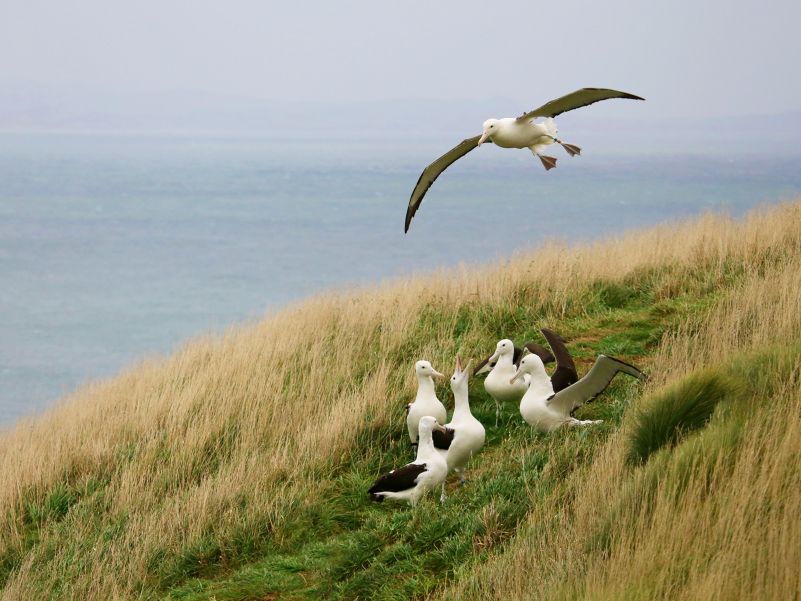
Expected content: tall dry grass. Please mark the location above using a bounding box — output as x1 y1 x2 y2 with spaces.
2 201 801 599
437 215 801 600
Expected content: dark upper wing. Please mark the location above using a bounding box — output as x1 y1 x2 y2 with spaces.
405 135 482 233
547 354 645 415
432 427 455 450
540 328 578 393
516 88 644 122
368 462 428 495
521 342 555 366
474 352 494 376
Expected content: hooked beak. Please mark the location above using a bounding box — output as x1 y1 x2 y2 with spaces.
455 354 462 375
477 130 489 146
434 422 448 433
431 369 445 379
509 368 523 385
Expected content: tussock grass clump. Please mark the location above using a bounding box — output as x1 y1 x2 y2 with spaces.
625 369 738 465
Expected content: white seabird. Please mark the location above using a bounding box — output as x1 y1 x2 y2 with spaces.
368 415 449 507
432 356 486 501
477 339 554 426
406 360 447 445
404 88 644 232
511 353 646 432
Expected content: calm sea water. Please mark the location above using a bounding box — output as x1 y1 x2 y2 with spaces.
2 132 800 426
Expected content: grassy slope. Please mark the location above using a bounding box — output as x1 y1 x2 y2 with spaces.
1 202 801 600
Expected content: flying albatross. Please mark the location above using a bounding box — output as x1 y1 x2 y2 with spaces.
511 353 646 432
404 87 645 232
368 415 449 507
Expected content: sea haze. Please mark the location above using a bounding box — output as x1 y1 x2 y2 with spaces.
2 131 800 425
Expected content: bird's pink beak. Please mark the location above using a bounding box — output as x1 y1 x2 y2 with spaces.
477 131 489 146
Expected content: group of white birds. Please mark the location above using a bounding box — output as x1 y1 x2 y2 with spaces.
368 329 645 506
369 87 647 505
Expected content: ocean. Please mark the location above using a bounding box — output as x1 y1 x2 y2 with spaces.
2 131 800 426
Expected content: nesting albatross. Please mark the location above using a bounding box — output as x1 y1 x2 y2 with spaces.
511 353 646 432
406 360 447 445
368 416 449 507
404 88 644 232
432 356 486 500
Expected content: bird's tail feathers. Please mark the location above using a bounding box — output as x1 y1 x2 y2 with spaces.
543 117 558 136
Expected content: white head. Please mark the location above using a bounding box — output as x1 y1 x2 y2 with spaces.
417 415 448 438
510 352 548 384
415 360 444 380
449 355 472 396
475 339 514 375
477 118 500 146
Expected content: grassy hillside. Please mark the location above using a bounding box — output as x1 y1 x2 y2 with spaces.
2 201 801 600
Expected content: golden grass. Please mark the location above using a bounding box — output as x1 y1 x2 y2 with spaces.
2 201 801 599
437 218 801 601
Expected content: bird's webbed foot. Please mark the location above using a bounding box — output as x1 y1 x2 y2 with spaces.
538 154 558 170
559 142 582 157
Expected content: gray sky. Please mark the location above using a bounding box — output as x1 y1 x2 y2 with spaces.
2 0 801 126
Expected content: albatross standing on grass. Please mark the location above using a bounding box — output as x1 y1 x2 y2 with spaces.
406 360 447 445
477 338 558 426
404 88 645 232
511 353 646 432
368 416 449 507
432 356 486 501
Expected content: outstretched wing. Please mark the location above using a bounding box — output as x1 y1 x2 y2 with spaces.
432 427 455 450
547 354 645 416
516 88 644 122
405 135 482 233
520 342 555 366
368 462 428 498
474 350 495 376
540 328 578 393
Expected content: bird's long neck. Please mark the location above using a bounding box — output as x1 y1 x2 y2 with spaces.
416 375 436 399
452 386 472 420
495 352 514 370
528 367 553 396
416 427 435 460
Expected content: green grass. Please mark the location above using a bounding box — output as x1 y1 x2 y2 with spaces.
156 269 719 601
6 215 798 600
625 369 737 465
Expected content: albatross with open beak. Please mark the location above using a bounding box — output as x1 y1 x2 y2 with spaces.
404 87 644 232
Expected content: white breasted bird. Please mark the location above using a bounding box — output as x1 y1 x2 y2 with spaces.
406 360 447 445
404 87 644 232
368 416 449 507
433 356 486 501
511 353 646 432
